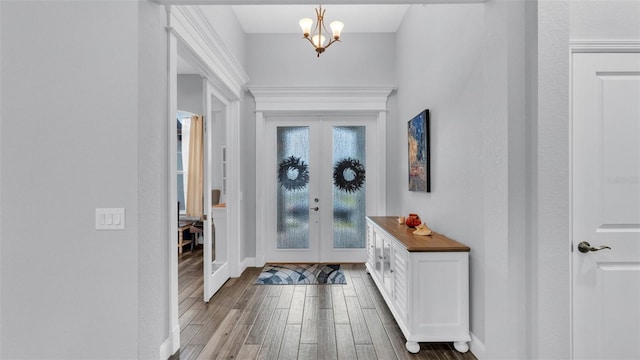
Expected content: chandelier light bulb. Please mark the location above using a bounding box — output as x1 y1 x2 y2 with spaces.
299 18 313 36
312 34 326 48
330 21 344 39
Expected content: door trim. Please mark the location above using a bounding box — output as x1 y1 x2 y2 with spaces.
165 6 248 357
250 86 394 266
570 40 640 53
569 41 640 360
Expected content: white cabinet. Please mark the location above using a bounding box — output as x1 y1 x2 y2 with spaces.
365 216 471 354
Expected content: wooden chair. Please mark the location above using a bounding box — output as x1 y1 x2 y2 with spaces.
188 190 221 250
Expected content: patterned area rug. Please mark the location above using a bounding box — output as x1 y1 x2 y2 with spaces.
255 263 346 285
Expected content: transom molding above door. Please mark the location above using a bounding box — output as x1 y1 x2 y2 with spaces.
249 86 395 112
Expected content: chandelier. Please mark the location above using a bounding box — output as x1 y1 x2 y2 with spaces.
299 5 344 57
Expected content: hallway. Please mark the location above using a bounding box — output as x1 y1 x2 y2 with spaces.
171 249 477 359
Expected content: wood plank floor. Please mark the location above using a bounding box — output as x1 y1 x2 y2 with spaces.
170 248 477 360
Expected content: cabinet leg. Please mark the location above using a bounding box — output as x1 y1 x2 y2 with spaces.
453 341 469 353
405 341 420 353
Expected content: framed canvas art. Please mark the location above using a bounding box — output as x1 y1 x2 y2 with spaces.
408 109 430 192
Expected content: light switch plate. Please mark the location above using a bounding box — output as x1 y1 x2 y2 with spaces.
96 208 125 230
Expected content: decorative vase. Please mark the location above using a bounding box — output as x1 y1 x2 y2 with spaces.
405 213 421 228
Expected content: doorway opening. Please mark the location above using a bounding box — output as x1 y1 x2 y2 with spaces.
164 6 248 356
174 55 231 289
168 33 242 355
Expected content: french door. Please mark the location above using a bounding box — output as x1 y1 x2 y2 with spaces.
265 116 378 263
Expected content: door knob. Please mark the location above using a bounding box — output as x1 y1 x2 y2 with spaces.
310 207 319 212
577 241 611 253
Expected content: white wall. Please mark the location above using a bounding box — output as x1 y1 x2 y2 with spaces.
199 5 247 69
245 33 395 87
394 1 487 346
240 92 257 258
482 1 530 358
0 2 4 356
570 0 640 40
532 4 571 358
394 2 533 358
178 74 204 114
138 1 170 358
1 1 140 358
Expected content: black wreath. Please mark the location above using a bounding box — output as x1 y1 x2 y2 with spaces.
333 158 366 193
278 156 310 191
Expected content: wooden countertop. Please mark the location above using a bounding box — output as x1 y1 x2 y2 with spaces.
367 216 470 252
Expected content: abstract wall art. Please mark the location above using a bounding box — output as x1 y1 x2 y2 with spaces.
408 109 430 192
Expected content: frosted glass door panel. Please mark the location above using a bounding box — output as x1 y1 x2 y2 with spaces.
277 127 310 249
332 126 366 248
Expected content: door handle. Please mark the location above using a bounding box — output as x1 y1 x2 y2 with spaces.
310 207 319 212
577 241 611 253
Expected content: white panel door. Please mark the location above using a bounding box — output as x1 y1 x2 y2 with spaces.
572 52 640 360
203 88 230 302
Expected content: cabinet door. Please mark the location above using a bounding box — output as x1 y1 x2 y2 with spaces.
392 242 408 323
411 252 470 340
374 229 384 278
382 237 393 294
366 223 376 270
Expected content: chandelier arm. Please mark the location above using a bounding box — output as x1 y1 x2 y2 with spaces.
303 36 316 48
314 6 323 38
324 38 340 50
320 15 331 41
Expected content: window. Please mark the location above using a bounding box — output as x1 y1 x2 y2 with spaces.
177 111 195 214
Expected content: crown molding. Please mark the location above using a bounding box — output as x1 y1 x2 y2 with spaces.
249 86 395 112
168 5 249 99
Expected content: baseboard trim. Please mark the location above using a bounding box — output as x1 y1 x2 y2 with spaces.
159 325 180 360
469 331 486 359
240 257 256 273
159 337 171 360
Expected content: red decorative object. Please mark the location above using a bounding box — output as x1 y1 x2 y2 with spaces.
405 213 421 228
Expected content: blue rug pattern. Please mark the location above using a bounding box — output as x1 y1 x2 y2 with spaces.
255 264 346 285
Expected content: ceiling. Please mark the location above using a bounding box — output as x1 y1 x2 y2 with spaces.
177 4 410 74
232 5 410 33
